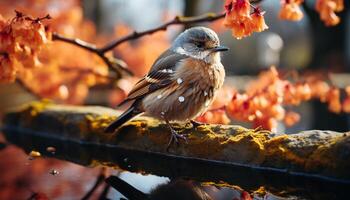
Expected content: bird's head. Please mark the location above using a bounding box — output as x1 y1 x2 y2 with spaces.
171 26 228 63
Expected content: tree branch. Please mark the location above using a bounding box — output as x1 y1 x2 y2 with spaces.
52 33 132 78
52 33 98 53
51 12 225 79
100 12 225 53
4 103 350 183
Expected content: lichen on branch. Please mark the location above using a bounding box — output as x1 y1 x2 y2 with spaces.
3 101 350 182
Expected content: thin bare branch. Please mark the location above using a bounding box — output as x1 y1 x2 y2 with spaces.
52 33 98 53
100 12 225 52
51 12 226 79
52 33 133 77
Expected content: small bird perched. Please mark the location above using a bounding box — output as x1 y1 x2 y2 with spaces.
105 26 228 148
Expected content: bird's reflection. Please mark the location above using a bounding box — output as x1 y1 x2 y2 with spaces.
4 129 349 200
106 176 214 200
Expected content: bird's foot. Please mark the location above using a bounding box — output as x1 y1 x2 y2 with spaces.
166 129 188 151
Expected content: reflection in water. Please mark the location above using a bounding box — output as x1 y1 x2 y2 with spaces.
107 176 214 200
150 179 212 200
107 174 300 200
118 172 169 194
1 128 349 199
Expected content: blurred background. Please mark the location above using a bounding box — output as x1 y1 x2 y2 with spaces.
0 0 349 133
0 0 349 199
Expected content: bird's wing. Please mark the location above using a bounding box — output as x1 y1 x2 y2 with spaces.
118 49 188 106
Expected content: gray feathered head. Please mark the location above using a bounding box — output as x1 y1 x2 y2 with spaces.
171 27 228 60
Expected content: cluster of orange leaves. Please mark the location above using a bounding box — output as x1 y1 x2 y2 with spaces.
279 0 304 21
0 1 110 103
198 67 350 132
224 0 345 39
224 0 268 39
279 0 344 26
0 0 172 104
316 0 344 26
0 11 51 83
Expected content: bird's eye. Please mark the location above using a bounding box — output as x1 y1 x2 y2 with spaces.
196 42 204 49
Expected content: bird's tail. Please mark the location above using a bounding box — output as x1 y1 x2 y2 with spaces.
104 106 140 133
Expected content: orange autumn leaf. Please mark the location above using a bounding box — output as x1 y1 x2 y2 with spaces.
0 12 51 83
224 0 268 39
327 88 342 113
284 111 301 127
196 109 231 125
0 54 18 82
342 98 350 113
279 0 304 21
316 0 343 26
345 86 350 96
0 4 109 103
212 67 350 131
249 9 268 32
225 0 251 21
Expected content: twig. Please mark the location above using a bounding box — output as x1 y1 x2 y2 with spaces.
81 168 107 200
52 33 132 78
100 12 225 52
15 12 227 100
52 33 98 53
52 12 226 79
105 176 148 200
16 79 41 99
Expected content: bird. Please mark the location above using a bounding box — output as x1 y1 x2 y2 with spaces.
104 26 228 148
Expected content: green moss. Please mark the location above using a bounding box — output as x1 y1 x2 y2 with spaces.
6 101 350 179
27 99 53 116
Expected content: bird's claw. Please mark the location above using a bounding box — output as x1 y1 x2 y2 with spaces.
166 129 188 151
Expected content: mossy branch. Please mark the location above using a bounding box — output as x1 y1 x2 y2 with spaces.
2 101 350 183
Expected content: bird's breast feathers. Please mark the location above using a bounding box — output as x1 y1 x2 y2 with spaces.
174 57 225 90
142 57 225 121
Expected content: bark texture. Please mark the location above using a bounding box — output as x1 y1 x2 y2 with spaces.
2 101 350 182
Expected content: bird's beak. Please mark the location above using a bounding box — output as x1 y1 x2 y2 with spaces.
212 45 229 52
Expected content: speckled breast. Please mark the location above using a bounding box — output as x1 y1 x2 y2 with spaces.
142 58 225 121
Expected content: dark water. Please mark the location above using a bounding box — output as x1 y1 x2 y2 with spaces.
2 128 350 200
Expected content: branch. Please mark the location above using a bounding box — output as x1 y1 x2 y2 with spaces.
52 33 98 53
100 12 225 52
105 176 148 200
51 12 226 79
52 33 133 78
3 102 350 183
